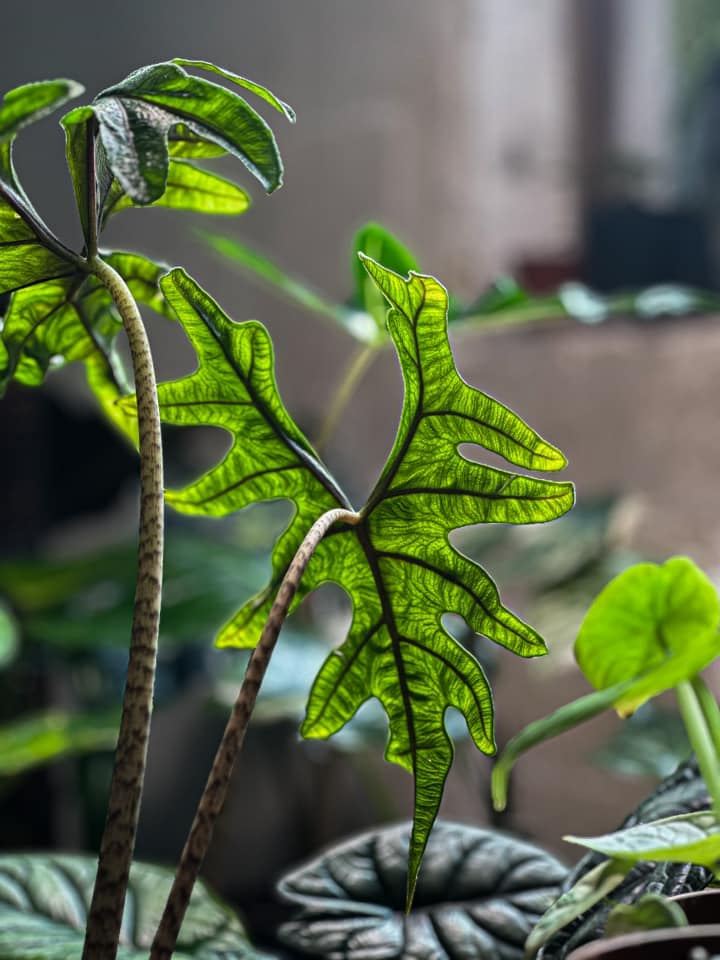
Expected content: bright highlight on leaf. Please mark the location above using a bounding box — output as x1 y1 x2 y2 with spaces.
147 258 573 904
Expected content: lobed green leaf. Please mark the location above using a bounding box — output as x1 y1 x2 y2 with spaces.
145 259 573 904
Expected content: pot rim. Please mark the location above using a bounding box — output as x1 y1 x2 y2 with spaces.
566 922 720 959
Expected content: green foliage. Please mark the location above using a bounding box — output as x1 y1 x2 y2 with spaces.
0 853 269 958
604 893 688 937
524 859 633 960
0 711 119 776
575 557 720 717
135 259 573 901
565 810 720 871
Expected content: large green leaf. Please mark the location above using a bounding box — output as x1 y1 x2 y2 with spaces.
0 853 271 959
137 259 573 901
0 252 171 428
93 61 289 204
574 557 720 717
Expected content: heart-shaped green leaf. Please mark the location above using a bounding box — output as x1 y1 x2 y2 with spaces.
139 259 573 901
574 557 720 716
565 810 720 870
278 821 567 960
0 853 272 958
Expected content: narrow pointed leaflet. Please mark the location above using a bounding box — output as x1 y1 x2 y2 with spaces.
149 260 574 904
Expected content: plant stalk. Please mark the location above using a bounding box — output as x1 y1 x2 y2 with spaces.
676 679 720 815
313 342 379 453
82 255 164 960
150 506 360 960
692 675 720 757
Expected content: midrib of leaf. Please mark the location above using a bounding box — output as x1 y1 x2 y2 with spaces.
189 292 353 509
356 521 420 770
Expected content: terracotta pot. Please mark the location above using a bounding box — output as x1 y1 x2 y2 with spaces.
566 923 720 959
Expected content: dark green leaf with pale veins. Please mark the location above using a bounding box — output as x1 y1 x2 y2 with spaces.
141 259 574 903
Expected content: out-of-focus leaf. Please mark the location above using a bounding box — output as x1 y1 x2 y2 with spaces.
0 853 271 958
574 557 720 717
525 859 632 960
138 261 572 904
0 711 119 776
202 232 354 331
0 530 269 653
565 811 720 870
278 821 567 960
604 893 687 937
0 605 18 670
594 705 691 780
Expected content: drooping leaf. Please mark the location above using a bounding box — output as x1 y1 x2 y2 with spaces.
92 60 289 204
172 59 296 122
0 853 272 959
574 557 720 717
201 232 356 333
0 710 119 776
278 821 567 960
604 893 687 937
565 811 720 870
525 858 632 960
0 251 171 405
139 260 573 902
101 159 250 223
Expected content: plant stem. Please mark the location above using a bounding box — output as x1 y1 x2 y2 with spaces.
692 676 720 758
150 506 360 960
314 342 379 453
676 679 720 815
82 255 164 960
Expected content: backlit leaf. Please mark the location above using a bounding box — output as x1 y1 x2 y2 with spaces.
102 159 250 222
94 60 289 203
140 259 573 902
574 558 720 717
172 59 296 122
565 811 720 870
0 853 270 959
524 859 632 959
604 893 687 937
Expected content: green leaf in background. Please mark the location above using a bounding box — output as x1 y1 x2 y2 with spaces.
351 221 418 337
565 810 720 871
594 704 691 781
141 259 573 903
524 859 633 960
201 232 358 333
0 853 271 959
0 605 18 670
574 557 720 717
604 893 688 937
0 711 119 776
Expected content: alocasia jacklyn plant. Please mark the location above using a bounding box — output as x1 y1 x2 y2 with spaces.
0 58 574 960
